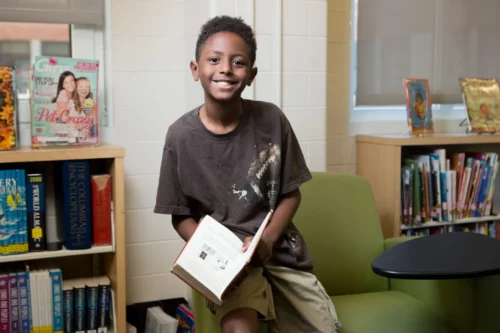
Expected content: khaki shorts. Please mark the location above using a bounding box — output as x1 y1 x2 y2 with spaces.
208 264 342 333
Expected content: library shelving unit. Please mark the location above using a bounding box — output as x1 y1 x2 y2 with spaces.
0 143 126 333
356 133 500 238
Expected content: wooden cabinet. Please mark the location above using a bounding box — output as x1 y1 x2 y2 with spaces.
356 133 500 239
0 143 126 333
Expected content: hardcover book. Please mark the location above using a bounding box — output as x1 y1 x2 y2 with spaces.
404 78 434 135
171 211 273 306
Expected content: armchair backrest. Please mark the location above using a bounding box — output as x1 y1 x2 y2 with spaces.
293 172 388 296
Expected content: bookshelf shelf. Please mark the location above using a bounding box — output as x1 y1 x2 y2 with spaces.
0 245 114 263
356 133 500 238
401 215 500 230
0 143 126 333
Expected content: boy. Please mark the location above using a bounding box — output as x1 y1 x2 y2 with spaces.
154 15 341 333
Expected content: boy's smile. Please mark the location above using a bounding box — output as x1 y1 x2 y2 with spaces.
190 31 257 103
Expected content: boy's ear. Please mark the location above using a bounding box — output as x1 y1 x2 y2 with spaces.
190 60 199 81
247 67 258 86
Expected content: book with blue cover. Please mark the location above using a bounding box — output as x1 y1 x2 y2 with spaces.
57 161 92 250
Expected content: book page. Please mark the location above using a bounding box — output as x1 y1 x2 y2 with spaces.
175 216 247 299
242 211 273 263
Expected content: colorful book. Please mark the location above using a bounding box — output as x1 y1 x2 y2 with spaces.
0 66 20 150
91 175 112 246
26 174 46 252
31 56 100 147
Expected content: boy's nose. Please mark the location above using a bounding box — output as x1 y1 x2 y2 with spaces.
219 60 232 74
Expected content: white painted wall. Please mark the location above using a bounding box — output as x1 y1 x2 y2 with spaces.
111 0 327 304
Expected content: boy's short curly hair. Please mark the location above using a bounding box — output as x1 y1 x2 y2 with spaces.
195 15 257 64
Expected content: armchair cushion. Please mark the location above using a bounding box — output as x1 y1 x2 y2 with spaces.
331 291 458 333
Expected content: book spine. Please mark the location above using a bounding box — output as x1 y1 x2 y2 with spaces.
97 281 109 333
4 170 15 255
27 174 46 252
62 161 92 250
73 285 85 333
86 282 98 333
50 270 63 333
0 170 6 254
25 267 32 333
18 169 28 254
9 273 20 333
91 175 111 246
18 272 30 333
62 286 73 333
0 274 11 333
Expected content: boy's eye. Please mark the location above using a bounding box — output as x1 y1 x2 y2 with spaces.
233 60 245 66
209 58 219 63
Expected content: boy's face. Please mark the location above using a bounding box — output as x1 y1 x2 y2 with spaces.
190 31 257 102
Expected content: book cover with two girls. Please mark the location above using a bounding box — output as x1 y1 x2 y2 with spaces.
31 56 99 147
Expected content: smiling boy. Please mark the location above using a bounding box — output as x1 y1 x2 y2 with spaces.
154 16 341 333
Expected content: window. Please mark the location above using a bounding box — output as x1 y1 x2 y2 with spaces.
0 0 111 127
352 0 500 110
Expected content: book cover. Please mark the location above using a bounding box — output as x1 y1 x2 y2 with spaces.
31 56 99 147
8 272 19 333
73 280 86 333
26 174 46 252
0 273 10 333
49 269 63 333
85 279 98 333
17 271 30 333
175 304 195 333
459 77 500 133
0 66 20 150
62 281 73 333
91 175 111 246
16 169 28 255
96 276 110 333
403 78 433 135
59 161 92 250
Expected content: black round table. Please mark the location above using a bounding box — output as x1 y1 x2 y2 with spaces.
372 232 500 279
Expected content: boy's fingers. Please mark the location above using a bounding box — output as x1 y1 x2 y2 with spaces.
242 236 253 252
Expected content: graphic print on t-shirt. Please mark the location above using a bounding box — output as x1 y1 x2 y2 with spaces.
232 143 281 211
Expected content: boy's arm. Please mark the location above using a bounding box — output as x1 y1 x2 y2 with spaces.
243 189 301 264
172 215 198 242
263 188 301 244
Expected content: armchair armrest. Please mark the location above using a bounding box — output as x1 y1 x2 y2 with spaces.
384 236 476 333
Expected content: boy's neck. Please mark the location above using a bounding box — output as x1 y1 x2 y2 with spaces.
200 97 244 134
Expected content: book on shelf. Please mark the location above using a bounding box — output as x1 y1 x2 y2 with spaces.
0 66 20 151
0 160 112 258
171 211 273 306
401 149 500 231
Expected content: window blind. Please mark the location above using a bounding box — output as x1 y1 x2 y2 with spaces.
0 0 104 27
355 0 500 106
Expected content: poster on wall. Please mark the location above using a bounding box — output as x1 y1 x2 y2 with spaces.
404 78 434 136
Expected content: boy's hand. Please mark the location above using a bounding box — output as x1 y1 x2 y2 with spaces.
242 234 274 266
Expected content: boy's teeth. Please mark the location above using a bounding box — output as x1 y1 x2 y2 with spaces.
216 81 231 86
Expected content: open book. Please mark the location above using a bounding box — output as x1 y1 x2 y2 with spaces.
171 211 273 306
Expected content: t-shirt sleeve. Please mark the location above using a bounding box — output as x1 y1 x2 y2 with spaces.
153 130 192 215
280 116 312 195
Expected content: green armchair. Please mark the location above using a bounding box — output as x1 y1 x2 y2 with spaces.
191 172 500 332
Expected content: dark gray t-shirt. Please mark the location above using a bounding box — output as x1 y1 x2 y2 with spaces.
154 99 313 272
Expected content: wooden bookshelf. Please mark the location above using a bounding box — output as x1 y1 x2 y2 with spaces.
356 133 500 238
0 143 126 333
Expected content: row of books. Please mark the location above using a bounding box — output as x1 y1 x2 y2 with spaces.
403 221 500 238
0 160 112 256
0 262 111 333
401 150 499 225
0 56 100 151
